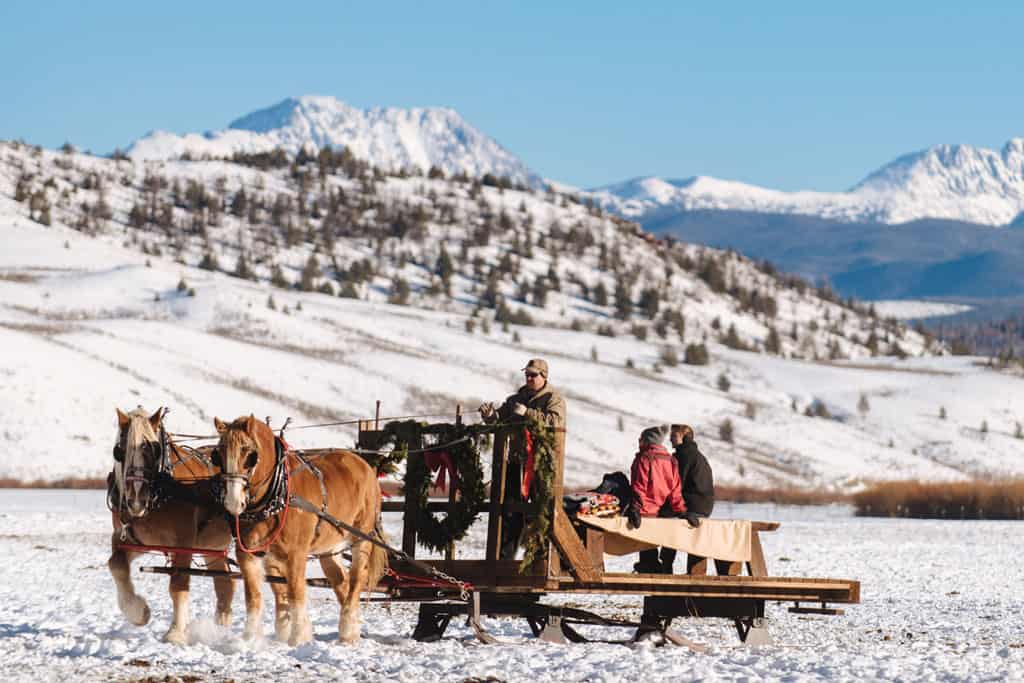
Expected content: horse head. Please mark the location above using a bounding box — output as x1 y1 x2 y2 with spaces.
113 407 168 518
212 415 277 517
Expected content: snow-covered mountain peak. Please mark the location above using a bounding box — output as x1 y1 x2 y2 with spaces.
595 139 1024 226
127 95 541 186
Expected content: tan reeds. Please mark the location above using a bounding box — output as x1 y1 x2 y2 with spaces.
853 479 1024 519
0 477 107 489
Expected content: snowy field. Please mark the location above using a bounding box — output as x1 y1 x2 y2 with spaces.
870 301 973 321
2 219 1024 490
0 489 1020 682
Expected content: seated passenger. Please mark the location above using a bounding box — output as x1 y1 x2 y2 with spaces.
660 423 715 573
628 425 686 573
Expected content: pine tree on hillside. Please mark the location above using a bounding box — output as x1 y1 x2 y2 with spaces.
638 287 660 319
299 254 320 292
593 281 609 307
234 251 254 280
271 263 289 289
857 393 870 416
198 251 219 271
389 276 411 305
614 279 632 320
765 326 782 355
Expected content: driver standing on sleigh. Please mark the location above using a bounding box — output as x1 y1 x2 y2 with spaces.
479 358 567 560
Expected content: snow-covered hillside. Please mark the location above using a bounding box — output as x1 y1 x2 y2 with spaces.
2 213 1023 489
127 95 542 187
592 139 1024 226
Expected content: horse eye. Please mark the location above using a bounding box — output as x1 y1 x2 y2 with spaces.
113 445 125 462
244 451 259 470
210 450 222 468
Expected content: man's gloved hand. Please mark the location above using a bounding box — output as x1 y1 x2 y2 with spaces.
681 511 702 528
478 402 496 420
511 402 527 416
627 504 642 530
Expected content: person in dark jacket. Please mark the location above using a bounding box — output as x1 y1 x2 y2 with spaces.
659 423 715 573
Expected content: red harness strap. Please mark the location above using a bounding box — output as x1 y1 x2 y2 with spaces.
116 543 228 558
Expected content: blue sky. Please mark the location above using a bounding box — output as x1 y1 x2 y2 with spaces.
2 1 1021 191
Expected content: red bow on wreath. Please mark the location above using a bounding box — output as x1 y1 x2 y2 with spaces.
521 428 535 499
424 450 457 494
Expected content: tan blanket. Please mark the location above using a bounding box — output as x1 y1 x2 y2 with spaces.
580 516 752 562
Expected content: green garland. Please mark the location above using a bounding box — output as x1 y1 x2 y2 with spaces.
518 416 558 573
370 417 556 564
378 420 487 553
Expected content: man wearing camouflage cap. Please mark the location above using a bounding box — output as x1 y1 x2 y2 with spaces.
479 358 567 559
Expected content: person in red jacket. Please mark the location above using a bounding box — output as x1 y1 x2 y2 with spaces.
629 425 687 573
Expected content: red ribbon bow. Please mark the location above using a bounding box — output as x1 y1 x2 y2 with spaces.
521 428 535 499
424 450 457 494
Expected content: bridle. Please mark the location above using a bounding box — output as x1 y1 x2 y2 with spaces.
212 434 290 526
108 411 171 519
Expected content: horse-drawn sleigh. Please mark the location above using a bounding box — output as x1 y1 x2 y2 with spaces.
107 404 859 648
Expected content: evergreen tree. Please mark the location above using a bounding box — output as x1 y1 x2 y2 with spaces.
857 393 870 417
270 263 289 289
299 254 320 291
765 326 782 355
389 276 411 305
198 251 219 271
593 281 609 307
234 251 254 280
531 276 548 308
614 279 632 320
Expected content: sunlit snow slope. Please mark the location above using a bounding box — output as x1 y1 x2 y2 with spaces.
3 218 1023 488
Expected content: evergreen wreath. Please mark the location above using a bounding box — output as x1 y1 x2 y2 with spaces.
518 416 558 572
383 421 487 553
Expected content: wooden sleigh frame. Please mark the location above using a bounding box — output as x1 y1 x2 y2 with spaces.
359 415 861 647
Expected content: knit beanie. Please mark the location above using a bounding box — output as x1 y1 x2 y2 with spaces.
640 424 670 446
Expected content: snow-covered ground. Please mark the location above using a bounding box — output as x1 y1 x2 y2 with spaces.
1 219 1023 489
871 301 973 321
0 489 1020 682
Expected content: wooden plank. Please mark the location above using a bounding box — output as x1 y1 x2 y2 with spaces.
484 431 510 569
551 507 601 583
747 530 768 577
401 430 423 557
584 527 605 572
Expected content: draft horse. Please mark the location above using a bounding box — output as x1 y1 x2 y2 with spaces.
107 407 234 644
212 415 387 645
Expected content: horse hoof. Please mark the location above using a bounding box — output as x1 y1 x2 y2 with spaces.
339 623 360 644
288 629 313 647
163 629 188 646
120 597 151 626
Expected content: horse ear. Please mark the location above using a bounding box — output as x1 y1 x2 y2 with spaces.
116 409 130 429
148 407 163 430
214 417 227 434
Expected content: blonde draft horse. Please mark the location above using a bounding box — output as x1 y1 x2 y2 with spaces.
213 415 388 645
108 408 234 644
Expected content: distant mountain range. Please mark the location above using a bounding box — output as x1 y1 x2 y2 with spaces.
128 95 542 187
591 139 1024 227
119 96 1024 301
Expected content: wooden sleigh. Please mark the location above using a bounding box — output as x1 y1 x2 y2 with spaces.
359 419 861 647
